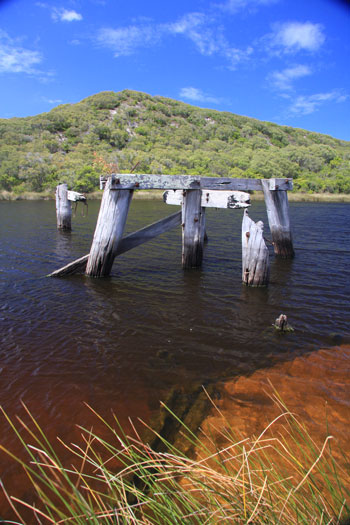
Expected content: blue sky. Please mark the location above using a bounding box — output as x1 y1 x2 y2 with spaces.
1 0 349 140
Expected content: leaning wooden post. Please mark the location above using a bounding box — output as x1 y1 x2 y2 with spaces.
261 179 294 258
85 176 133 277
56 183 72 230
242 209 269 286
182 189 205 268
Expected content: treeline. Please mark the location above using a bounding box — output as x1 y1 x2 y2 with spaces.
0 89 349 194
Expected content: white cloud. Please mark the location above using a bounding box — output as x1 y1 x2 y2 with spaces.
96 12 253 68
169 13 253 65
0 31 42 74
289 90 348 115
225 46 254 69
218 0 278 14
52 8 83 22
37 4 83 22
168 13 221 56
97 25 161 56
269 22 325 53
43 97 63 105
179 87 221 104
270 64 312 91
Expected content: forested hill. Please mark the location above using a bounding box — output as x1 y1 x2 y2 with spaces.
1 89 349 194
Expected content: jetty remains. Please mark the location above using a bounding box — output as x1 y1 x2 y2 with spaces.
50 175 294 286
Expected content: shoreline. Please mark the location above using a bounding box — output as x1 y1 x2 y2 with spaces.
1 189 350 203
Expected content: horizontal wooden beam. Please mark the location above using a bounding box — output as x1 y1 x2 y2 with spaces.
163 189 250 209
48 210 182 277
100 175 293 191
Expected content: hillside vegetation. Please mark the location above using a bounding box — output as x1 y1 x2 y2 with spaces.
0 89 349 194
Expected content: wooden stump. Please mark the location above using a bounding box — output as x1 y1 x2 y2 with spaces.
182 189 205 268
56 183 72 230
273 314 294 332
242 209 269 286
261 180 295 258
86 177 133 277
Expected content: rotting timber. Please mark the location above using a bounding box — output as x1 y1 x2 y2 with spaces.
49 174 294 286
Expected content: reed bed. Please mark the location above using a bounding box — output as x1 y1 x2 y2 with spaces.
0 391 349 524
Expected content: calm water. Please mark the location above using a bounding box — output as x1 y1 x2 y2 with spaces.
0 198 349 516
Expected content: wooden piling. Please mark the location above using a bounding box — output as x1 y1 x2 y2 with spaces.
182 189 205 268
85 177 133 277
261 179 295 258
56 183 72 230
242 209 269 286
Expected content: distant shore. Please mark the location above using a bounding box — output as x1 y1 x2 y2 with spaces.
1 190 350 203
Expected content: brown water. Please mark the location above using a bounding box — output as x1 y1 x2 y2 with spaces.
200 344 350 458
0 199 349 519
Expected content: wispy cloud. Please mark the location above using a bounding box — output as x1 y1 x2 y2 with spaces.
97 25 161 56
217 0 279 14
267 22 325 54
36 4 83 22
97 14 220 58
289 90 348 115
43 97 63 105
169 12 253 66
269 64 312 91
52 8 83 22
0 31 42 75
168 13 222 56
225 46 253 69
96 12 253 68
179 87 221 104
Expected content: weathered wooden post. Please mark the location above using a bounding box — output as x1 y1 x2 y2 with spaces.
85 176 133 277
242 209 269 286
182 189 205 268
261 179 294 258
56 183 72 230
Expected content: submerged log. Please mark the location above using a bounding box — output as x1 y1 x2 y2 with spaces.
49 211 182 277
86 177 133 277
56 183 72 230
261 180 295 258
182 189 205 268
242 209 269 286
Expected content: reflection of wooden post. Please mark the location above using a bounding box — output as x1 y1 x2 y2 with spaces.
182 189 205 268
86 177 133 277
56 183 71 230
261 180 294 258
242 209 269 286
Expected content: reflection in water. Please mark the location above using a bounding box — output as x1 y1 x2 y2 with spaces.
0 199 349 519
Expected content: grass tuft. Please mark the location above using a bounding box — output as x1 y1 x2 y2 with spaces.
0 393 349 524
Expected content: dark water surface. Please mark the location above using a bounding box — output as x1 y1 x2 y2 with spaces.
0 198 349 516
